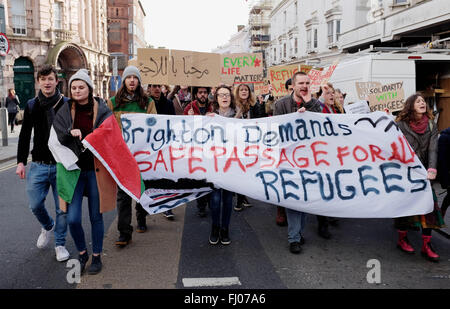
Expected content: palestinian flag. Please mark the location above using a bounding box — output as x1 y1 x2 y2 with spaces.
82 114 142 202
49 99 141 204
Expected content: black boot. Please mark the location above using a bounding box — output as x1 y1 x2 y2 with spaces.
88 255 103 275
317 216 331 239
78 251 89 274
209 225 220 245
234 195 244 212
115 234 132 247
220 228 231 245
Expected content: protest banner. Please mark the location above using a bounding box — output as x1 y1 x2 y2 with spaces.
137 48 221 87
220 53 264 86
121 112 433 218
268 64 312 97
368 82 405 112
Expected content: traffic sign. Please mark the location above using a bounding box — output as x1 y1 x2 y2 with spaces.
0 32 9 56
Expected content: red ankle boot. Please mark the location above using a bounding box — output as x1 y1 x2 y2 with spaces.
421 235 439 262
397 230 415 254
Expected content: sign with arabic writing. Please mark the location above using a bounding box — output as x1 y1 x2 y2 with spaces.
171 49 221 87
137 48 221 87
220 53 264 86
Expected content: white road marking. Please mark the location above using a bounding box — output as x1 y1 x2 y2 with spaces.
182 277 241 287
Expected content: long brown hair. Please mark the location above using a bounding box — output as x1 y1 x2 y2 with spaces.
234 84 255 114
115 80 148 110
213 85 235 112
396 93 434 123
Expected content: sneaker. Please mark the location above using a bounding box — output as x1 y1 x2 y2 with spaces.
220 228 231 245
37 225 54 249
209 225 220 245
78 251 89 274
55 246 70 262
234 202 243 212
299 235 306 246
242 196 252 207
289 242 302 254
115 234 132 247
164 210 175 221
136 223 147 233
88 255 103 275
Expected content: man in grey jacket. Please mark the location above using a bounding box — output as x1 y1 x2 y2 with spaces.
273 72 322 254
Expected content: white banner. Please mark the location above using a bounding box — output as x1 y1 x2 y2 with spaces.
121 112 433 218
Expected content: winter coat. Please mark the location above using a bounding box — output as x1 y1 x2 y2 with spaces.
183 100 213 115
273 93 322 115
397 120 438 170
50 98 117 213
6 96 19 113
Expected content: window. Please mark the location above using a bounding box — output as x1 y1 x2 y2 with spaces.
53 2 62 30
327 21 334 44
283 43 286 58
273 48 276 62
294 38 298 54
307 29 311 50
336 20 341 41
394 0 407 3
10 0 26 35
313 29 318 49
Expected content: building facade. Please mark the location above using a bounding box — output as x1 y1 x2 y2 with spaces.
265 0 450 67
2 0 110 107
212 25 251 54
107 0 146 81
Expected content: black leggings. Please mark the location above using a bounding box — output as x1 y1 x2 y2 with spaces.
8 112 16 131
441 191 449 217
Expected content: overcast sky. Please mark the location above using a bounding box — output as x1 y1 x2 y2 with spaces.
142 0 251 52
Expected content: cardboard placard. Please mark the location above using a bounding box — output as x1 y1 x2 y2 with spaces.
268 64 312 97
137 48 221 87
367 82 405 112
220 53 264 86
308 60 339 94
254 80 271 96
355 82 383 101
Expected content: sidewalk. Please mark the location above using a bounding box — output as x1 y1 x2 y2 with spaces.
0 124 21 163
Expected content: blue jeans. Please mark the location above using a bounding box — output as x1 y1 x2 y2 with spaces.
67 170 104 254
286 208 307 243
26 162 67 247
209 189 233 229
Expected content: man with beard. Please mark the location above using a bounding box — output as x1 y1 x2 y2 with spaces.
107 66 156 247
273 72 325 254
16 65 70 262
183 86 212 217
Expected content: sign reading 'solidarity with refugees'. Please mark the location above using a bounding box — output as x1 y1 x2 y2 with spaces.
121 112 433 218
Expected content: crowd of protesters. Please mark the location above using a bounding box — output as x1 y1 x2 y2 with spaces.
13 63 448 276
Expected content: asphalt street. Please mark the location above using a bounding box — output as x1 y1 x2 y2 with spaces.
0 157 449 289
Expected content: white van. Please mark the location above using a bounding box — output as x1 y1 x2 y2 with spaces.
329 51 450 130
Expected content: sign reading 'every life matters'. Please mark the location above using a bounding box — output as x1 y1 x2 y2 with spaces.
121 112 433 218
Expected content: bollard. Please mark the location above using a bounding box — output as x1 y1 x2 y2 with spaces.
1 107 8 146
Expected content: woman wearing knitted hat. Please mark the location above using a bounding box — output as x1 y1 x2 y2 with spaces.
49 69 115 274
107 66 156 247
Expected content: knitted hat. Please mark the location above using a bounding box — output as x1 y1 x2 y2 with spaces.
69 69 93 90
122 65 141 84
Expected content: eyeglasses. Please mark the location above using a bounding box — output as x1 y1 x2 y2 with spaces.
217 93 231 98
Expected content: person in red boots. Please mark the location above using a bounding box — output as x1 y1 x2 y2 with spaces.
395 93 445 262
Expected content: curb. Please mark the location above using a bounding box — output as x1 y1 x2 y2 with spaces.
0 156 16 165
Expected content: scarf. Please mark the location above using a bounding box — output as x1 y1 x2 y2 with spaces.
178 90 191 103
38 88 63 132
409 114 429 134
